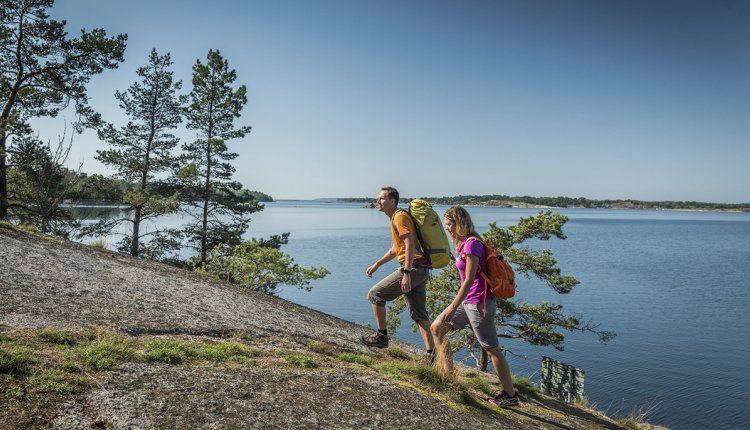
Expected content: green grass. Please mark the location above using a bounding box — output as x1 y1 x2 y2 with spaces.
141 339 193 364
38 329 80 346
512 375 539 398
468 375 496 397
0 328 260 405
196 341 256 362
28 369 87 394
0 345 36 376
374 359 475 407
618 419 639 430
286 354 318 368
4 384 25 399
75 331 136 370
335 352 372 366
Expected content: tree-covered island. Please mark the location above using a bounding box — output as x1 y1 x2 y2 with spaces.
340 195 750 211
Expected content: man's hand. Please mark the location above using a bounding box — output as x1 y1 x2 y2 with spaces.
401 273 412 293
366 264 378 278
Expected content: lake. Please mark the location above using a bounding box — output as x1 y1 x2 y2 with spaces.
83 201 750 429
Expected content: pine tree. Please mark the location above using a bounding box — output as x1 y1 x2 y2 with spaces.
7 132 80 236
90 49 182 257
0 0 127 220
180 49 259 266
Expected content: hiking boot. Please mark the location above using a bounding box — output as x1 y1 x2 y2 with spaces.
361 331 388 348
488 390 519 408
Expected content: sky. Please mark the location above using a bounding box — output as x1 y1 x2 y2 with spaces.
37 0 750 202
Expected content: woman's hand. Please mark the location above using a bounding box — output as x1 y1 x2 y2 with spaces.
442 304 457 323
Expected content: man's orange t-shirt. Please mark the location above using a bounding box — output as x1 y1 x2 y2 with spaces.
390 210 425 264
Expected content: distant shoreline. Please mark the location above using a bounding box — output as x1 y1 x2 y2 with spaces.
336 196 750 213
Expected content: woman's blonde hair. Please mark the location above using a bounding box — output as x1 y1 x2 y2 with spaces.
443 205 479 243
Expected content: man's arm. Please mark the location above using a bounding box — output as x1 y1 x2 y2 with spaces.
400 233 415 292
366 246 397 277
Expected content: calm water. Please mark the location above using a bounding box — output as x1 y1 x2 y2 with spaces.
83 201 750 429
245 201 750 430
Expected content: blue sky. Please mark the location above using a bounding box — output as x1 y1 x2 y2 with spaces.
41 0 749 202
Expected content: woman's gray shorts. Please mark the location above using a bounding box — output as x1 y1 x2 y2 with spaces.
367 267 430 322
438 299 499 349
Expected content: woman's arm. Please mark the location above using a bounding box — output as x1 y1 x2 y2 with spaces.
442 254 478 321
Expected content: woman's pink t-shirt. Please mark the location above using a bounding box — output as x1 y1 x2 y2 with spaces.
456 238 489 304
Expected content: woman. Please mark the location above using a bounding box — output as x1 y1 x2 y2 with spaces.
430 205 519 408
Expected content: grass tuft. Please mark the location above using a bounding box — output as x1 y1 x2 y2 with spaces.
4 384 25 399
307 340 334 355
374 359 475 407
38 329 79 346
0 345 36 376
28 369 85 394
468 375 496 397
286 354 318 368
141 339 192 364
75 331 135 370
335 352 372 366
196 341 256 362
512 375 539 398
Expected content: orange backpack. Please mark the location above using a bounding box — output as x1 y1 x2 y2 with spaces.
463 237 516 300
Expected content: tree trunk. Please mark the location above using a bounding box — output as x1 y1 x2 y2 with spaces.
0 135 8 220
200 141 212 266
131 206 141 257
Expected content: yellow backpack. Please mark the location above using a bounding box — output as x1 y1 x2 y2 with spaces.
392 199 452 269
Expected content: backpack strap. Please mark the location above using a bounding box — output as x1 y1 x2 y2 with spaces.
391 209 429 266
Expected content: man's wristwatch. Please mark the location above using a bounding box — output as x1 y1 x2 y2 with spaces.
401 267 412 274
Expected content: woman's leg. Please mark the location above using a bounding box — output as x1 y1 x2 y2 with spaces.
485 345 515 397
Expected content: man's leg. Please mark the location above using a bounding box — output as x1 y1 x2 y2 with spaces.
363 268 403 348
404 268 434 351
372 303 387 330
416 319 434 351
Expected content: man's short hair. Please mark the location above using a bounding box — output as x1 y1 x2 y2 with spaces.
381 187 399 205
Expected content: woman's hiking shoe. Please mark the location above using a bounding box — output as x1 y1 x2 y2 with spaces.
488 390 519 408
361 331 388 348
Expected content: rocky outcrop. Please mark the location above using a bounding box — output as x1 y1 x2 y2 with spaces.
0 226 635 430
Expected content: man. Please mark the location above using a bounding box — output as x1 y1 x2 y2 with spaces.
362 187 435 357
